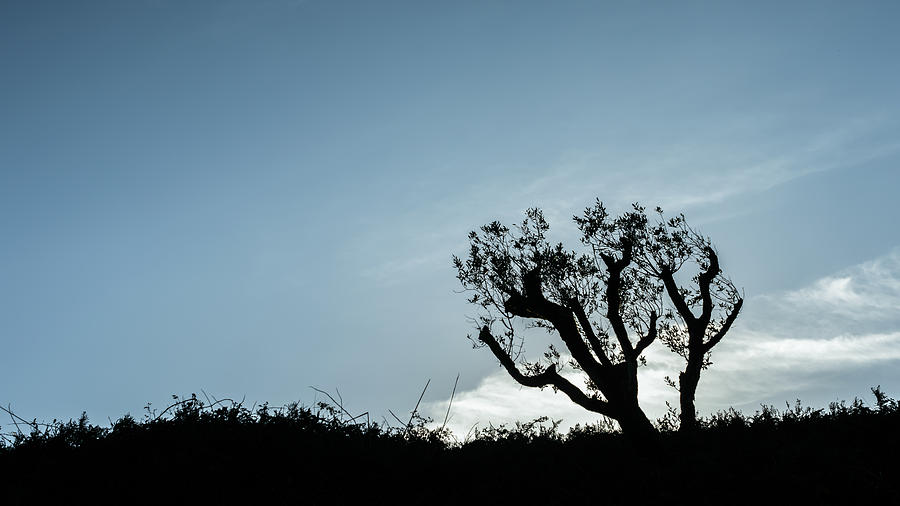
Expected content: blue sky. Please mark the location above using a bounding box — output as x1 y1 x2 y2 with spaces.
2 1 899 435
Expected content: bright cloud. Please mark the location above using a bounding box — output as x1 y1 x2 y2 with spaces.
792 255 900 313
756 248 900 335
423 366 619 439
792 276 862 306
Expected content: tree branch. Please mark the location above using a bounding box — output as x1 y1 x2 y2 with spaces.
635 311 658 356
478 326 613 416
502 267 605 379
601 252 636 360
568 297 613 367
660 268 696 326
703 298 743 352
698 248 720 326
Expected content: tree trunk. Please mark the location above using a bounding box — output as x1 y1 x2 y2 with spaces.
600 359 660 445
615 402 660 451
678 361 702 432
619 404 658 438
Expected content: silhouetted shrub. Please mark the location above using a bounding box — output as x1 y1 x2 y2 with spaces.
2 388 899 504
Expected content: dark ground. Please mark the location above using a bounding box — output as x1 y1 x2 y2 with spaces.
2 391 898 505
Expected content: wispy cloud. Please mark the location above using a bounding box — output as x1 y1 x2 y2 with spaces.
364 116 899 286
459 115 899 219
590 116 900 211
783 252 900 318
752 248 900 337
360 249 452 286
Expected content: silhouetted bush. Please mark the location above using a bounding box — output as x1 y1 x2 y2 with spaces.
2 388 898 504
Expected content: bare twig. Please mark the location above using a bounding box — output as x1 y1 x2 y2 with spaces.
464 421 480 444
406 379 431 433
388 409 406 427
309 386 355 420
2 404 32 436
150 396 240 422
309 386 370 427
441 374 460 431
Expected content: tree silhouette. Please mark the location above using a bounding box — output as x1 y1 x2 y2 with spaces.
453 206 661 441
630 204 743 432
454 200 742 439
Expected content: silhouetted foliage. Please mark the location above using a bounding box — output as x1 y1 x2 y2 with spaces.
2 388 898 504
452 200 741 438
452 206 660 441
626 203 743 431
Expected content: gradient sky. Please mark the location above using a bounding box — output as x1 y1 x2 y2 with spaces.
2 1 899 435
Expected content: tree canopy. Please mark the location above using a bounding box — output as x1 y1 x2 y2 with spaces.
453 200 742 440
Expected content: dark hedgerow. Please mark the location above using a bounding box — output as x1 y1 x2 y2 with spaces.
1 387 899 504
